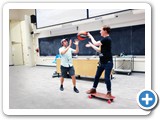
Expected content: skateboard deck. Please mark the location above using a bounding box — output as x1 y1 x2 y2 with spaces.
88 92 115 104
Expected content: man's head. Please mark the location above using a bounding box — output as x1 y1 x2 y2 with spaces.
100 25 111 37
61 38 68 47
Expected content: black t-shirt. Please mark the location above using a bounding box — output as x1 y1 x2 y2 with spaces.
99 36 113 64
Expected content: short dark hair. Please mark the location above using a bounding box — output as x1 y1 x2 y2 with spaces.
102 25 111 34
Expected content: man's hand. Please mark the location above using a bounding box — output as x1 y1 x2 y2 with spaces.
87 32 92 39
73 39 79 54
85 42 92 47
86 42 100 52
69 39 72 47
73 39 79 46
85 44 91 47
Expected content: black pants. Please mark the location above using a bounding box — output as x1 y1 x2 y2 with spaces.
93 62 113 92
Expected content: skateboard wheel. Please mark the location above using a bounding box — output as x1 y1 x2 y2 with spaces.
88 95 92 99
107 100 111 104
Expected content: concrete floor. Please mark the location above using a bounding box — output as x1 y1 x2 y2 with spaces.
9 66 145 109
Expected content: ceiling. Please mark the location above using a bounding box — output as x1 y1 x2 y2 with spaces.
9 9 35 21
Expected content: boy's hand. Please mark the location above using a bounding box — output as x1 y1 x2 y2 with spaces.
73 39 79 46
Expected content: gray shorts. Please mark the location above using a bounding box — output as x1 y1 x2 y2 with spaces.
60 65 75 78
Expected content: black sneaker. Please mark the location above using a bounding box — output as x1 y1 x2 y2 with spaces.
73 87 79 93
60 85 64 91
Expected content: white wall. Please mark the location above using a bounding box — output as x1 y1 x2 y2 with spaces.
24 15 35 66
21 21 29 65
9 9 35 21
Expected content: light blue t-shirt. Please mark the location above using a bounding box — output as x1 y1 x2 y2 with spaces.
59 46 75 67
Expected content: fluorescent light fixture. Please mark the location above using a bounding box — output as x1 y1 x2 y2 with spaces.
72 18 95 25
50 25 78 35
132 9 145 14
34 25 62 33
102 14 116 20
72 14 116 25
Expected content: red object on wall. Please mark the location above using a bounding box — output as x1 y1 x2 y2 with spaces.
35 48 39 53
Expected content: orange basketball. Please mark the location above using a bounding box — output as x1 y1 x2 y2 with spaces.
77 31 88 41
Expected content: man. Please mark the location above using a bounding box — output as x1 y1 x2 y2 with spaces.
86 25 113 98
59 38 79 93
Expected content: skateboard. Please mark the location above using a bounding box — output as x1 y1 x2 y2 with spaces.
88 92 115 104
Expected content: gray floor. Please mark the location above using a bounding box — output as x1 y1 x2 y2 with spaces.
9 66 145 109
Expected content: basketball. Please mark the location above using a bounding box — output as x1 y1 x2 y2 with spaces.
77 31 88 41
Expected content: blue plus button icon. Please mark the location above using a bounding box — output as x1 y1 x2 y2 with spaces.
137 89 158 110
